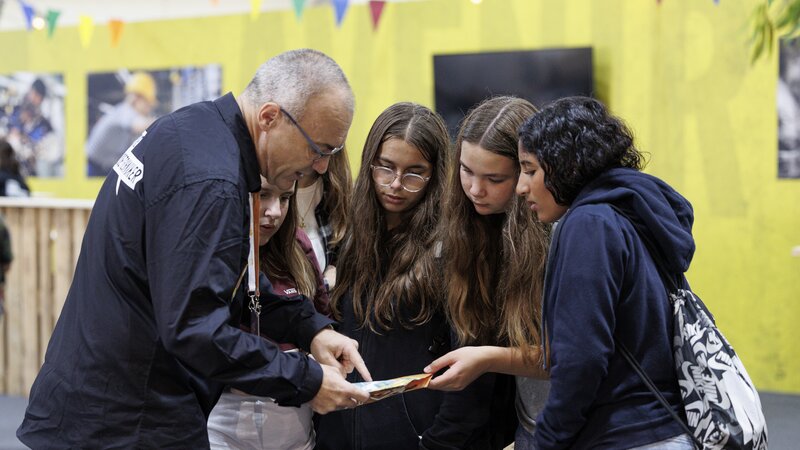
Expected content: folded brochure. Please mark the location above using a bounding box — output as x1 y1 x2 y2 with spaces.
353 373 432 404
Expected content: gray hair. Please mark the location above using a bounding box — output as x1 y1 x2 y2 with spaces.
243 48 354 119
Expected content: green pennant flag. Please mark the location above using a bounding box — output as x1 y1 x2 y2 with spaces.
45 9 59 38
292 0 306 20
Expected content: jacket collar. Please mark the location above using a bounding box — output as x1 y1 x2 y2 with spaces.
214 92 261 193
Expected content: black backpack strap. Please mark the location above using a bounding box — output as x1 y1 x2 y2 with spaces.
614 337 701 449
607 204 703 449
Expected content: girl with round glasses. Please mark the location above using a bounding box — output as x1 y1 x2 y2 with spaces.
316 102 505 449
369 163 431 192
424 97 551 445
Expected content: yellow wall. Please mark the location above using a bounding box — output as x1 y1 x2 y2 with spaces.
2 0 798 393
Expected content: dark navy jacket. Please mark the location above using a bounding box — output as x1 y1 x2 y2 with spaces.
17 93 332 449
535 168 693 449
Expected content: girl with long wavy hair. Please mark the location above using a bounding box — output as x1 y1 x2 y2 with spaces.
316 102 511 449
207 176 330 450
424 96 551 442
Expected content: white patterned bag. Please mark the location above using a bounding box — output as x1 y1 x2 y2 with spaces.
668 288 768 449
611 206 768 450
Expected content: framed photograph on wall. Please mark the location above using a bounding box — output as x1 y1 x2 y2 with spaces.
0 73 65 178
778 38 800 179
86 65 222 177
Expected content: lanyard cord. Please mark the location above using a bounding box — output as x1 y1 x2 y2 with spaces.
247 192 261 336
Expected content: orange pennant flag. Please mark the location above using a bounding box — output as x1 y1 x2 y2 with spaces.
109 19 124 47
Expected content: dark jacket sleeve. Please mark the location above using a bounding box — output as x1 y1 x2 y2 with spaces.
420 325 516 450
420 372 502 450
256 273 334 351
145 179 322 407
0 217 11 266
534 211 626 449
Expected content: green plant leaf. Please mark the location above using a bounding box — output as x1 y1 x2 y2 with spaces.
776 1 800 29
752 22 767 63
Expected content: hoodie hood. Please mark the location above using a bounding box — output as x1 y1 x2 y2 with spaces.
571 168 695 273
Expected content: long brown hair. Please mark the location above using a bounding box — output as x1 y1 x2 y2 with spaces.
321 149 352 258
442 96 550 359
261 188 317 298
331 102 450 331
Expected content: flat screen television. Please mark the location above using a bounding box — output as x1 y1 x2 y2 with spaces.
433 48 594 138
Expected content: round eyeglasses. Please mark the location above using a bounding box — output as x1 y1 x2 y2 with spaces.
370 165 431 193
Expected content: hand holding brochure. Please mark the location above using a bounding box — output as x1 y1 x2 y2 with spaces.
353 373 432 404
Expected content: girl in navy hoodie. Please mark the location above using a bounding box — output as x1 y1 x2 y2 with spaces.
514 97 694 449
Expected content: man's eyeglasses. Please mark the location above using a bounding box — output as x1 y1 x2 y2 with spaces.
370 165 431 193
280 107 344 161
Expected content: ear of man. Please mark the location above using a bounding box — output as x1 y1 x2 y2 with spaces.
258 102 281 131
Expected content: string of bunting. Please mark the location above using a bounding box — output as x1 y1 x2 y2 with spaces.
3 0 389 47
656 0 719 3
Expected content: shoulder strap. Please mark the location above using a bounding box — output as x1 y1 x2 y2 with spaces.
615 337 700 449
608 204 702 450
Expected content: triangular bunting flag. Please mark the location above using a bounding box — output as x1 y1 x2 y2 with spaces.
250 0 261 20
78 15 94 48
292 0 306 21
19 0 34 30
332 0 349 27
369 1 385 31
109 19 124 47
45 9 59 38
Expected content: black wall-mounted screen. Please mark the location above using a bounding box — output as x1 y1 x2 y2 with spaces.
433 48 594 138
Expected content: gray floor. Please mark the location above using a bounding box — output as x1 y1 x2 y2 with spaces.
0 395 26 450
0 392 798 449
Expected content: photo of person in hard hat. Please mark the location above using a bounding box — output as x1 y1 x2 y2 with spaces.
86 66 222 178
86 71 159 177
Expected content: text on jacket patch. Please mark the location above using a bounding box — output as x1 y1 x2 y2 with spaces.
114 131 146 195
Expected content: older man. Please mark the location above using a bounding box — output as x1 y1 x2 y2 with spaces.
18 49 370 449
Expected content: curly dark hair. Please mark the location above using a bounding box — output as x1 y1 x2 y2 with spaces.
518 96 645 205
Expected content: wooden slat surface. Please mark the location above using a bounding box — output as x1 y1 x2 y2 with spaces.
5 207 24 395
0 203 92 395
21 208 39 396
37 209 52 363
0 207 6 393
